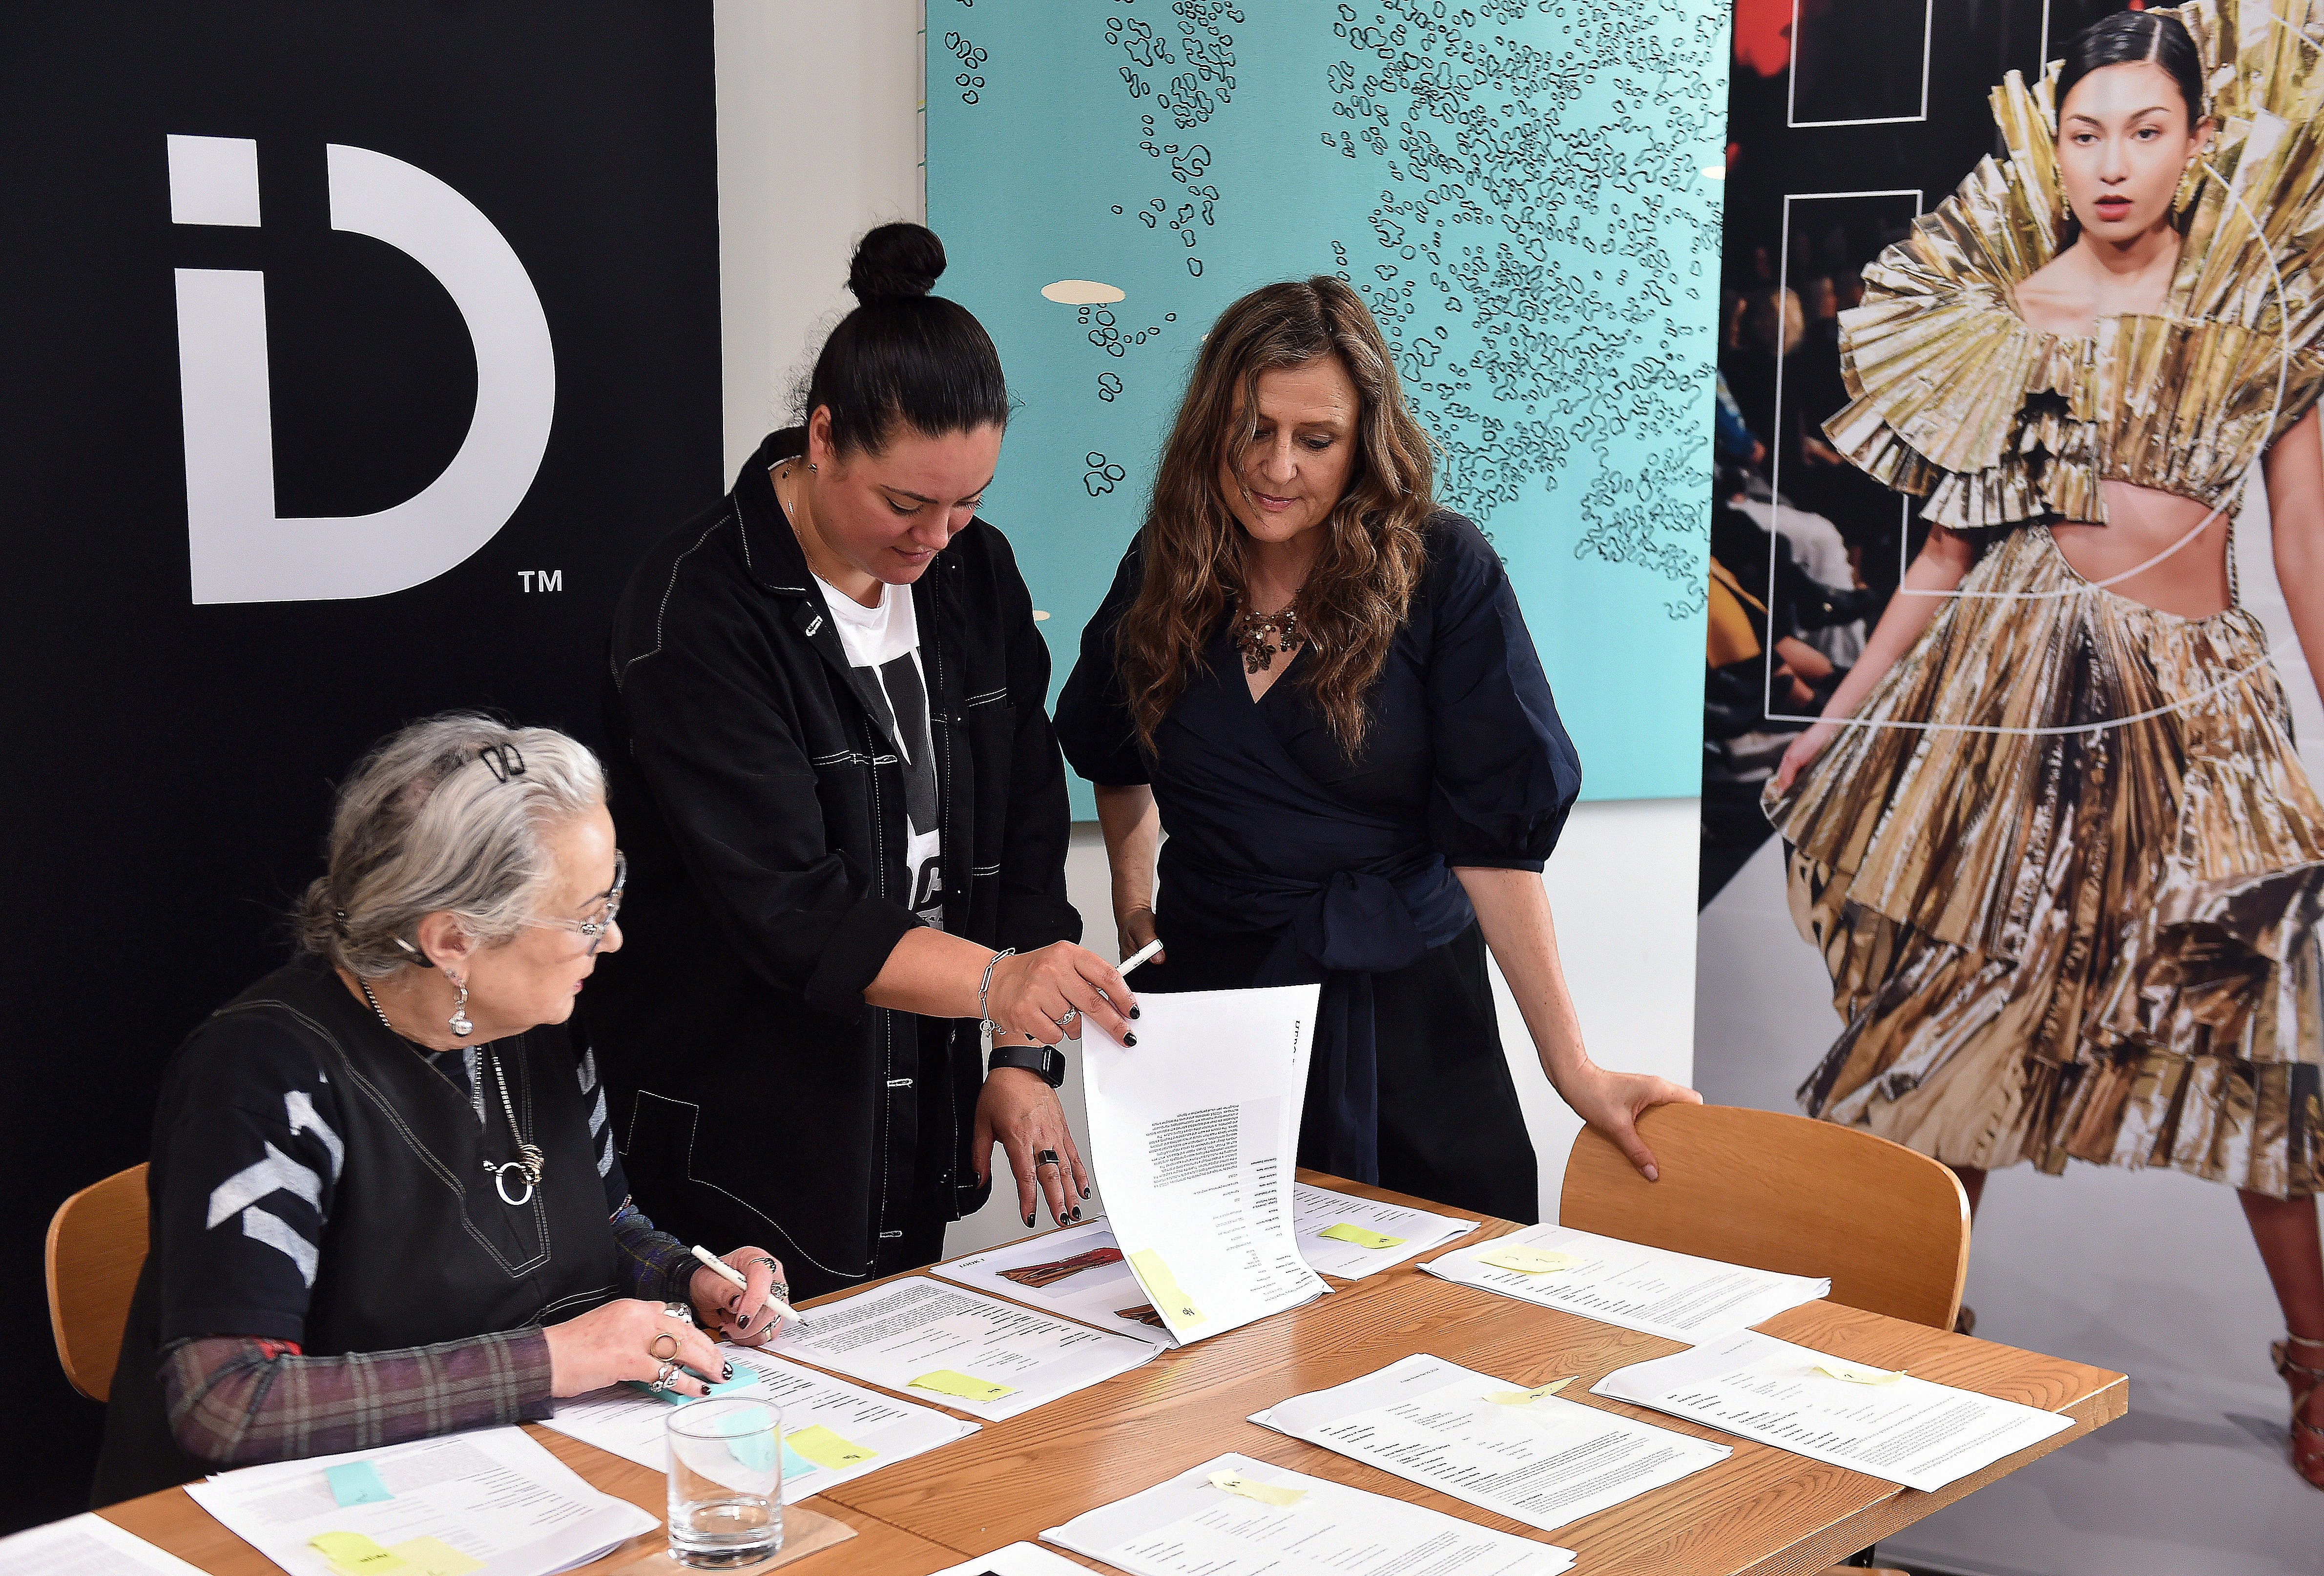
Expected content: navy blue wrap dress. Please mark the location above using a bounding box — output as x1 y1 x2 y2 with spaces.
1055 512 1580 1222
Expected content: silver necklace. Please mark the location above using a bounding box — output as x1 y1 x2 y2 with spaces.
357 977 546 1205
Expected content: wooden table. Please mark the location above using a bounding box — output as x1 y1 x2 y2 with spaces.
96 1171 2126 1576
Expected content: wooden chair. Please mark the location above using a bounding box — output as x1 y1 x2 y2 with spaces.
1559 1103 1971 1331
1562 1106 1968 1576
46 1163 150 1402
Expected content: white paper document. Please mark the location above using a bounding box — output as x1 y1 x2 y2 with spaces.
934 1217 1178 1346
1250 1352 1730 1534
924 1542 1092 1576
0 1514 208 1576
1424 1223 1829 1343
766 1276 1157 1421
1292 1182 1477 1279
1081 985 1330 1344
1592 1328 2073 1493
1041 1450 1574 1576
541 1343 976 1499
182 1426 656 1576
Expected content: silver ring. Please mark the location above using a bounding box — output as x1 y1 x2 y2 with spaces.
650 1360 679 1391
663 1301 694 1324
747 1256 779 1274
1052 1010 1076 1030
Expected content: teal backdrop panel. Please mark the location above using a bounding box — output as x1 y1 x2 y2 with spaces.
929 0 1726 810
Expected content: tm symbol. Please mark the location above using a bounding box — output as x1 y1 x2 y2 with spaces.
519 570 564 593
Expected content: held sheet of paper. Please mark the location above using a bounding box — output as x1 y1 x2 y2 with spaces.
1251 1353 1730 1534
1593 1329 2073 1492
767 1276 1157 1421
1041 1451 1575 1576
541 1344 977 1498
1424 1222 1829 1343
1292 1182 1477 1279
1080 984 1329 1343
181 1426 656 1576
934 1217 1177 1346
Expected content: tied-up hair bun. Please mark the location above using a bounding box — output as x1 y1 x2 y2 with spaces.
848 222 946 303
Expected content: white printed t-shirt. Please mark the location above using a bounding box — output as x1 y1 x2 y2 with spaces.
813 575 943 928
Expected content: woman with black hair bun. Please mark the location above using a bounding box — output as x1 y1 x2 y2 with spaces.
587 223 1131 1299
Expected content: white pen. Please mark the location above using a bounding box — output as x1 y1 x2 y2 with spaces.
1121 937 1165 972
689 1244 804 1329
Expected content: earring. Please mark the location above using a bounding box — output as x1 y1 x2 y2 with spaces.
448 975 474 1038
808 462 817 473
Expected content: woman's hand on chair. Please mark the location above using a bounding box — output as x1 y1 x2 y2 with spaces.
1556 1062 1703 1183
689 1245 788 1346
543 1298 728 1398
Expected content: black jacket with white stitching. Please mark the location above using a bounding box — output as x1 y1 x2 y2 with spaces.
583 430 1080 1298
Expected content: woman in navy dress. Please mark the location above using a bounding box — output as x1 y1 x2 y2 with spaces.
1055 278 1697 1220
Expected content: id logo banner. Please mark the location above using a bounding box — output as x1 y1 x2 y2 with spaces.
0 1 719 1528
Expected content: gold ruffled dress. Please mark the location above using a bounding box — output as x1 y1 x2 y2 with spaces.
1765 0 2324 1198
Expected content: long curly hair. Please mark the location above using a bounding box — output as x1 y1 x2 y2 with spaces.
1114 277 1436 754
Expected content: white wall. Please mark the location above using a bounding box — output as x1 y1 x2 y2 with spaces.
710 1 1702 1252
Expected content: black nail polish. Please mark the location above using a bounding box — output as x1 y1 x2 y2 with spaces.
1026 1213 1036 1227
1124 1033 1137 1046
1130 1006 1141 1019
722 1363 734 1381
1080 1185 1091 1199
1071 1206 1082 1220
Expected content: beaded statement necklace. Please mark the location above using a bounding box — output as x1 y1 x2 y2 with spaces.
1235 602 1304 675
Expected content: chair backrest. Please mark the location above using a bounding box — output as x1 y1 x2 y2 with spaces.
1558 1103 1969 1330
46 1163 150 1402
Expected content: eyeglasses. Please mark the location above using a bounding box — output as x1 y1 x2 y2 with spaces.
528 851 626 953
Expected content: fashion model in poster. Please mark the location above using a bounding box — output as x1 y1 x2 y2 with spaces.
1765 3 2324 1485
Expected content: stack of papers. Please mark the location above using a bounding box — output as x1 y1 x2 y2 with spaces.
1250 1353 1730 1533
1081 985 1330 1344
542 1344 977 1499
768 1276 1157 1420
182 1427 656 1576
935 1218 1178 1346
1292 1183 1477 1279
1592 1329 2073 1492
0 1514 207 1575
1041 1451 1575 1575
1423 1223 1829 1343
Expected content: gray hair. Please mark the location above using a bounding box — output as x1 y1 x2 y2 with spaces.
296 713 607 979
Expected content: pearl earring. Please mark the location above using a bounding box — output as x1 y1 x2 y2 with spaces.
448 975 474 1038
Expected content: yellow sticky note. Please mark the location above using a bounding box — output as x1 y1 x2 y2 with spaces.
1128 1248 1207 1327
908 1369 1017 1403
1815 1360 1906 1386
784 1424 878 1470
1207 1469 1306 1507
1477 1244 1582 1274
384 1538 484 1576
1485 1376 1577 1405
1319 1223 1407 1250
309 1532 407 1576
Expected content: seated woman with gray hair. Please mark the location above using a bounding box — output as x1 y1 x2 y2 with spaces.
93 714 784 1505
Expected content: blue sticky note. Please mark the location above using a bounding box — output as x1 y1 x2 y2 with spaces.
324 1460 393 1507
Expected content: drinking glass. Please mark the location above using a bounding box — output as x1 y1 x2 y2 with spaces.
665 1396 784 1567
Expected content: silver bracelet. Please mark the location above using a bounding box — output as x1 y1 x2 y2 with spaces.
978 947 1017 1029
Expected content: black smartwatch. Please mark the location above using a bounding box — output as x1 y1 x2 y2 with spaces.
987 1041 1067 1088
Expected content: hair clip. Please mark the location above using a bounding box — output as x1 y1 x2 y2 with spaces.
477 743 527 782
332 908 352 936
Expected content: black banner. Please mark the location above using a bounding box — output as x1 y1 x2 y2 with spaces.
0 3 720 1525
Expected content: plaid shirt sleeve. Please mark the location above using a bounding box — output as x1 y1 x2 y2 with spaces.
161 1329 555 1468
610 1199 699 1305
